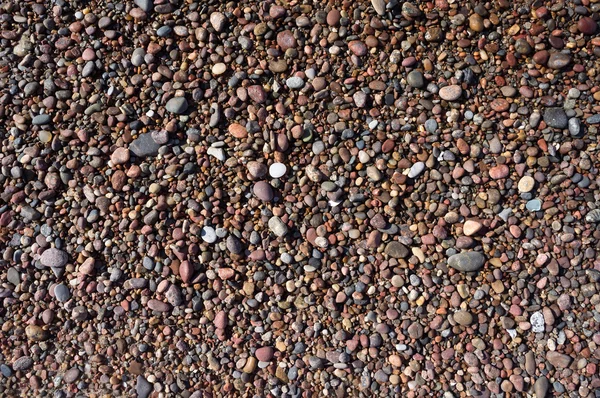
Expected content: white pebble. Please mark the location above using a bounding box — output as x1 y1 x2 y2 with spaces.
269 162 286 178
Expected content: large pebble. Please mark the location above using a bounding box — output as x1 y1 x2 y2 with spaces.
40 248 68 268
439 85 462 101
447 252 485 272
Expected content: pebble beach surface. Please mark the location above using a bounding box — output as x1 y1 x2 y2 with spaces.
1 0 600 397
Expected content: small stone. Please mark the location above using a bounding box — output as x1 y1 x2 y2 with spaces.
439 85 462 101
130 134 160 158
547 53 571 70
448 252 485 272
255 347 274 362
268 216 288 237
269 163 286 178
408 162 425 178
134 0 153 13
228 123 248 138
25 325 49 342
212 63 226 75
530 311 545 333
407 70 424 88
518 176 535 193
534 376 550 397
111 147 130 165
469 14 484 32
526 199 542 212
286 77 305 89
210 12 227 32
568 118 581 136
463 220 482 236
454 310 473 326
32 114 51 125
136 375 153 398
543 108 568 129
201 226 217 243
585 209 600 223
384 242 409 259
40 248 68 268
147 299 171 312
13 356 33 371
226 235 243 254
214 310 227 329
577 17 597 35
277 30 296 50
165 97 188 114
546 351 573 368
247 161 268 179
348 40 367 56
253 181 274 202
54 284 71 302
371 0 386 15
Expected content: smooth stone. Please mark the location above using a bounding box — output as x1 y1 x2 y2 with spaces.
448 252 485 272
207 147 226 161
210 12 227 32
253 181 274 201
424 119 437 133
269 216 288 237
407 70 424 88
585 209 600 223
384 242 409 259
286 77 305 89
518 176 535 193
130 134 160 158
165 97 188 114
131 48 146 66
534 376 550 397
453 310 473 326
546 351 573 368
568 118 581 136
247 161 268 178
439 85 462 101
526 199 542 212
136 375 153 398
547 53 571 69
530 311 545 333
269 163 286 178
371 0 386 15
12 356 33 371
408 162 425 178
543 108 568 129
134 0 153 12
54 284 71 302
32 114 51 125
586 114 600 124
577 17 597 35
40 248 68 267
255 347 274 362
226 235 243 254
201 226 217 243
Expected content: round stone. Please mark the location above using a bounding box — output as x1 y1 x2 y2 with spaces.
54 284 71 302
212 63 226 75
453 310 473 326
40 248 68 268
269 163 286 178
165 97 188 114
407 70 425 88
439 85 462 101
201 226 217 243
253 181 274 201
518 176 535 193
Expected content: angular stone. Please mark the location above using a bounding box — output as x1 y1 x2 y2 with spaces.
130 133 160 158
546 351 572 368
543 108 568 129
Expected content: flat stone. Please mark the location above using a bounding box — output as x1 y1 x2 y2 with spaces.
134 0 153 13
12 356 33 371
408 162 425 178
130 133 160 158
32 114 51 125
111 147 130 165
463 220 482 236
40 248 68 267
286 77 305 89
543 108 568 129
165 97 188 114
546 351 573 368
447 252 485 272
547 53 571 70
136 375 153 398
54 284 71 302
526 199 542 212
453 310 473 326
530 311 545 333
269 163 286 178
439 85 463 101
384 242 409 259
253 181 274 201
147 299 171 312
518 176 535 193
371 0 386 15
534 376 550 397
269 216 288 237
255 347 274 362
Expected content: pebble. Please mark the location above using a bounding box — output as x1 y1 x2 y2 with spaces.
453 310 473 326
201 226 217 243
439 85 462 101
384 242 409 259
165 97 188 114
130 133 160 158
269 163 286 178
518 176 535 193
371 0 386 15
253 181 274 202
530 311 545 333
286 77 305 90
54 284 71 302
136 375 153 398
268 216 288 237
543 108 568 129
447 252 485 272
407 70 424 88
40 248 68 268
407 162 425 178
